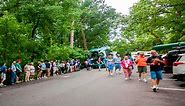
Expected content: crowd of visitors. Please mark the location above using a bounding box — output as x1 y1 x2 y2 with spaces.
0 59 81 87
85 50 164 92
1 50 164 92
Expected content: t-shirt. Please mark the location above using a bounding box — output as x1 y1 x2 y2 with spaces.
146 55 164 71
24 65 31 72
41 63 46 70
137 56 147 67
45 62 50 68
114 57 121 63
15 63 22 72
107 59 114 66
11 64 17 72
1 65 7 73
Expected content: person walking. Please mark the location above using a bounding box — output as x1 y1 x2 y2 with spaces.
147 50 164 92
0 63 7 86
135 52 148 82
107 54 115 76
121 56 133 80
97 57 103 71
114 54 122 74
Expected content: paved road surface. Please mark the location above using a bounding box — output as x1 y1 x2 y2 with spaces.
0 69 185 106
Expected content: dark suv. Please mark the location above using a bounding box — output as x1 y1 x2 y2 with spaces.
163 47 185 73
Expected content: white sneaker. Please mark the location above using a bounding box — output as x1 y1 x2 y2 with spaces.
139 78 141 81
125 78 128 80
156 85 159 90
143 79 147 83
152 86 157 92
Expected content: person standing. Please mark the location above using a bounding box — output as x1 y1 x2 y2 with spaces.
37 61 42 79
30 62 35 81
121 56 133 80
24 63 31 82
15 60 22 83
135 52 148 82
0 63 7 86
52 60 58 75
41 61 47 78
147 50 164 92
11 61 17 84
45 60 51 78
114 54 122 74
107 54 115 76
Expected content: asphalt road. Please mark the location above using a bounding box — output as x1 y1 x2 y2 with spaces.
0 69 185 106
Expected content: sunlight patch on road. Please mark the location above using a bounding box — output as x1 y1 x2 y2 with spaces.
159 87 185 91
162 78 176 81
61 75 70 78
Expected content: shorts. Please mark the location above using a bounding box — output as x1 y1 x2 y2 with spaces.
115 63 121 69
1 73 6 81
42 70 47 74
108 64 114 71
150 70 163 80
138 66 147 73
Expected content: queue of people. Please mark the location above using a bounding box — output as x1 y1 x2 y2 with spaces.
0 59 81 87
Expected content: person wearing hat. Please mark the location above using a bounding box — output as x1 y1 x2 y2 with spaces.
24 62 31 82
135 52 148 82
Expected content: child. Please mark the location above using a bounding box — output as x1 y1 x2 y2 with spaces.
107 54 115 76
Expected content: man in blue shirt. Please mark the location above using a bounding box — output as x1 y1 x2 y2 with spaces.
0 63 7 86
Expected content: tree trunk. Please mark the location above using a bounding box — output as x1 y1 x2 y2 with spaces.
70 21 75 48
31 18 40 39
81 30 88 50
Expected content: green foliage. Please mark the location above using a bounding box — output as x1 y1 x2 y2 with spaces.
47 44 88 61
113 0 185 53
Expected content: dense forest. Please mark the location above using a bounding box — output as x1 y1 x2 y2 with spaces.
0 0 185 64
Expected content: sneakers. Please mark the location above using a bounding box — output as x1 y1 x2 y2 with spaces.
143 79 147 83
129 77 131 80
152 86 157 92
138 78 141 81
125 78 128 80
156 85 159 90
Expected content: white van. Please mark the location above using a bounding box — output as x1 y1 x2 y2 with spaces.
173 54 185 81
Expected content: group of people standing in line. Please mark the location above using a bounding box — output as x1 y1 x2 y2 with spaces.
95 50 164 92
0 59 81 87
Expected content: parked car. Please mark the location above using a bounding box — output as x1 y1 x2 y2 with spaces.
173 54 185 81
163 47 185 73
